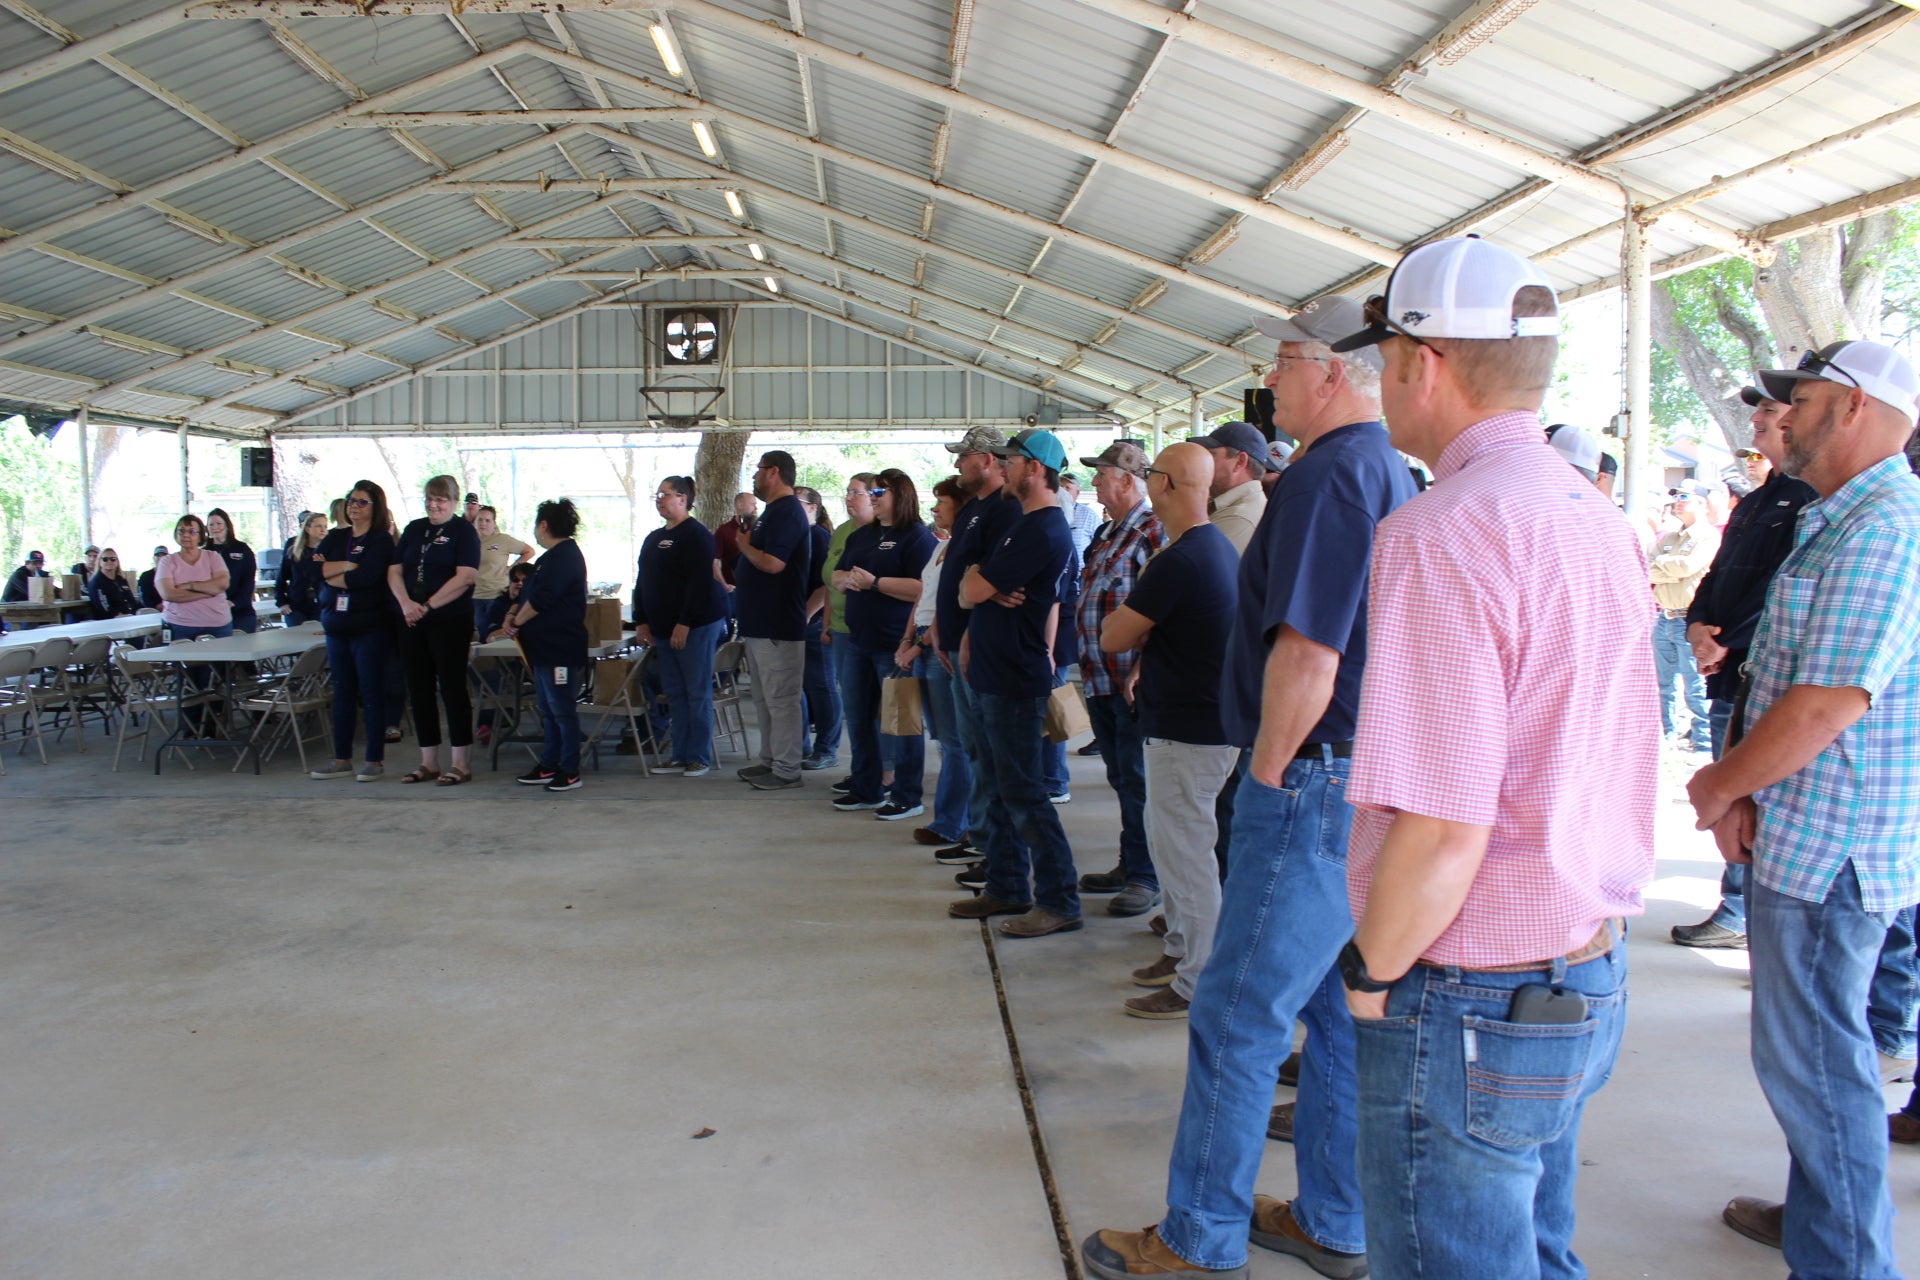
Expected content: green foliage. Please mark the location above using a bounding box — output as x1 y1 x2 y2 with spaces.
0 416 81 572
1877 205 1920 344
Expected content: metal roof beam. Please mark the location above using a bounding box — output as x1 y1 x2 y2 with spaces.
345 108 705 127
0 9 187 97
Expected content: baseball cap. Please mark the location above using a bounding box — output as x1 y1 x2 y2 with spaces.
1757 341 1920 423
463 492 478 504
1735 445 1765 459
27 550 44 563
1669 481 1713 502
1254 296 1384 374
1738 383 1786 408
993 428 1068 472
945 424 1008 455
1077 439 1149 476
1267 437 1296 469
1331 237 1559 352
152 545 168 556
1546 425 1602 476
1188 421 1272 473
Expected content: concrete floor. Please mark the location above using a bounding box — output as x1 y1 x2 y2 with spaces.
1 724 1915 1279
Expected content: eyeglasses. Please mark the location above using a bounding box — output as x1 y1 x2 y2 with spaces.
1143 466 1177 490
1271 354 1334 366
652 491 681 502
1362 294 1444 356
346 497 371 507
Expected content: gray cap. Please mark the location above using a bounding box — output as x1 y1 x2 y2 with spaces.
1189 421 1272 473
1669 481 1713 502
1078 439 1149 477
945 424 1009 454
1255 296 1384 373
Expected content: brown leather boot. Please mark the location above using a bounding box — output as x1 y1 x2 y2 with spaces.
1892 1111 1920 1144
1080 1226 1247 1279
1249 1196 1369 1278
946 895 1028 919
1722 1196 1783 1249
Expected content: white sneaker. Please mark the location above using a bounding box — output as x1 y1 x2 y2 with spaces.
1049 791 1071 804
681 763 711 777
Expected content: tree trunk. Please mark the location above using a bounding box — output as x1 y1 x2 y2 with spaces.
271 436 327 540
373 438 411 528
693 429 751 530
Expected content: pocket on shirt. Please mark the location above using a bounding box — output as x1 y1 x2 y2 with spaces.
1759 574 1817 671
1461 1015 1596 1148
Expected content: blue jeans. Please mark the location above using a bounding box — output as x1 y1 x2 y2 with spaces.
1705 698 1747 929
1161 753 1361 1266
529 660 584 774
1750 867 1901 1280
1085 691 1156 890
1355 939 1629 1280
1651 614 1710 748
947 650 989 845
1870 906 1920 1061
918 651 969 841
803 617 841 759
324 627 388 763
841 644 924 806
656 619 724 767
171 621 235 731
975 690 1079 916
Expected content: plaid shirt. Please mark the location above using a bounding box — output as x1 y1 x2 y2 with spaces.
1747 453 1920 911
1075 500 1164 695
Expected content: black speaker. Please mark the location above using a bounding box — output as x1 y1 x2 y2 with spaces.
242 446 273 487
1244 388 1276 439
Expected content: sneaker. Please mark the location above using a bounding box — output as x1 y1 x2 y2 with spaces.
875 802 924 821
518 765 557 786
1132 953 1178 987
832 795 884 812
747 772 803 791
1278 1050 1300 1089
1109 883 1161 918
912 827 952 846
1082 1226 1247 1280
475 725 491 746
1049 790 1071 804
1722 1196 1783 1250
545 770 583 792
1882 1051 1917 1084
309 761 354 780
1076 741 1102 757
1267 1102 1294 1143
736 764 773 781
999 908 1083 939
800 753 838 771
1080 866 1126 894
650 760 686 774
680 763 711 777
948 895 1030 919
955 863 987 890
1249 1196 1367 1279
935 843 981 865
1124 988 1190 1020
355 762 384 783
830 776 854 794
1671 919 1748 949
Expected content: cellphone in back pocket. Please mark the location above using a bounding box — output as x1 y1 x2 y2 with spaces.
1507 984 1588 1025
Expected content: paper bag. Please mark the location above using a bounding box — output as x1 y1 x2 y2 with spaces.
584 597 623 648
27 576 52 604
879 675 922 736
59 573 82 601
1042 680 1090 744
592 657 635 706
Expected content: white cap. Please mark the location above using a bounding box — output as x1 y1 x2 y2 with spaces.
1757 340 1920 424
1254 296 1384 373
1331 236 1559 351
1267 437 1296 469
1547 424 1601 475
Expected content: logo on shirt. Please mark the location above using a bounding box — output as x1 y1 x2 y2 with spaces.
352 544 365 556
659 539 675 549
878 539 897 551
432 535 449 546
228 551 244 561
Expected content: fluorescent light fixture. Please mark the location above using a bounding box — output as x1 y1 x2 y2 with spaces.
649 23 684 77
93 333 163 356
435 326 473 345
283 265 335 291
389 128 441 169
724 189 745 218
163 212 226 245
747 243 765 261
691 121 717 158
0 136 86 184
764 277 779 293
370 299 412 322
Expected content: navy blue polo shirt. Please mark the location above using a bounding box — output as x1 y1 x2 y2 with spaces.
1220 421 1415 749
968 504 1073 699
1128 522 1239 745
396 515 482 605
936 487 1021 649
733 492 811 641
839 520 937 652
635 517 727 635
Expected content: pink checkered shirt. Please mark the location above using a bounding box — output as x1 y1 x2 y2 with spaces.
1346 412 1659 968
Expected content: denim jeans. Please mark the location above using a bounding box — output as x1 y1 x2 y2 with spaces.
832 635 893 785
1085 691 1156 889
802 617 842 759
1705 697 1747 929
1650 614 1710 749
529 660 584 774
1869 906 1920 1062
1750 868 1901 1280
840 644 926 806
918 651 969 840
975 690 1079 916
946 650 989 844
656 618 724 767
1160 753 1361 1267
1355 939 1629 1280
172 621 235 733
324 627 389 763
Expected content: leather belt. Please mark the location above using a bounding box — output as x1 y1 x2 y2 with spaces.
1419 918 1623 975
1661 608 1689 620
1294 740 1353 760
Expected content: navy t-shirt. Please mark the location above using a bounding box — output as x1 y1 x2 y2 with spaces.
733 492 811 641
317 527 398 636
936 488 1021 650
635 518 727 634
968 504 1073 699
839 521 937 652
1128 523 1239 745
517 537 589 670
1220 421 1415 749
215 540 257 618
396 515 482 606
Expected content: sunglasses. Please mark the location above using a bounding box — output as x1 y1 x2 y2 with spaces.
346 497 371 507
1362 294 1445 356
1142 465 1177 491
866 488 888 498
1796 347 1861 391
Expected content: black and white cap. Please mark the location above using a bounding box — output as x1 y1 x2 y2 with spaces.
1332 237 1559 352
1757 341 1920 424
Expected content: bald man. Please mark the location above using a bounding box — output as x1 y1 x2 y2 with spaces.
1100 442 1242 1020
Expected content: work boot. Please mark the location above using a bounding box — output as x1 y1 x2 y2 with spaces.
1248 1197 1368 1278
1080 1226 1246 1279
1722 1196 1783 1249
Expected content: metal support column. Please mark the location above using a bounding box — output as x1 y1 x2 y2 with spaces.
76 406 92 546
179 422 190 514
1621 209 1653 517
1190 391 1203 443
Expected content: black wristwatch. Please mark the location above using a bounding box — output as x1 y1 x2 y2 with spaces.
1338 939 1394 994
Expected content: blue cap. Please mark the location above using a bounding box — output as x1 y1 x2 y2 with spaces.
992 428 1068 473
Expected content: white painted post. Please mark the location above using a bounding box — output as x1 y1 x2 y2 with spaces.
179 423 191 514
1622 213 1652 517
76 405 92 546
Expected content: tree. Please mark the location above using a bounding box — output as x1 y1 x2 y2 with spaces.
693 429 751 530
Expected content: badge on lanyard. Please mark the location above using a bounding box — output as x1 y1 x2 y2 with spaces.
335 594 350 612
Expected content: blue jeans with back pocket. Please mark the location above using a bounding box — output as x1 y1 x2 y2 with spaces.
1353 937 1628 1280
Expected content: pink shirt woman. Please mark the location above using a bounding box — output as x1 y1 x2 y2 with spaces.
158 515 233 631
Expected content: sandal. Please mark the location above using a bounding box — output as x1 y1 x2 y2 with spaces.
385 727 404 743
400 766 441 784
435 767 473 787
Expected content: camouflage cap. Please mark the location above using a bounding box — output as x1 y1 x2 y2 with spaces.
945 424 1009 454
1079 439 1150 478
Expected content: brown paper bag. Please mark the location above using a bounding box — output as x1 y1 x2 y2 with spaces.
59 573 82 601
592 657 635 706
879 675 923 736
1042 680 1091 743
584 597 623 648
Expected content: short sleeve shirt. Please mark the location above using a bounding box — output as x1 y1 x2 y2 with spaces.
936 490 1021 648
1219 422 1415 749
1128 523 1239 745
839 521 937 651
316 528 397 635
733 493 811 641
475 531 533 600
397 516 482 605
968 505 1073 699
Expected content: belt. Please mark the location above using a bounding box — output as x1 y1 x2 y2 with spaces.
1293 740 1353 760
1661 608 1689 620
1419 918 1623 975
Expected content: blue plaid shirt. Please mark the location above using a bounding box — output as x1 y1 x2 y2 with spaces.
1747 453 1920 910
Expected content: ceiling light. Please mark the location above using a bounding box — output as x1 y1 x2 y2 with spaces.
1433 0 1542 65
747 243 765 261
724 189 744 218
283 265 335 291
764 277 779 293
389 128 442 169
163 212 226 245
1186 221 1239 266
90 331 164 357
0 136 87 184
436 326 473 345
691 121 717 158
649 23 684 77
370 299 412 322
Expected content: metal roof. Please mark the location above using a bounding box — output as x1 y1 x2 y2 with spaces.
0 0 1917 438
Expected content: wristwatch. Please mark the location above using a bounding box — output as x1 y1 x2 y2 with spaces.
1338 939 1394 994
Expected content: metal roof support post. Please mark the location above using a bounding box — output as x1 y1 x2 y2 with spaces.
76 406 92 547
179 421 191 515
1189 392 1202 445
1621 212 1652 519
